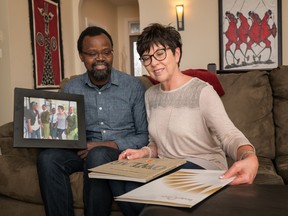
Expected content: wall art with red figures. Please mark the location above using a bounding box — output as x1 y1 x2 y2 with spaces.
219 0 282 71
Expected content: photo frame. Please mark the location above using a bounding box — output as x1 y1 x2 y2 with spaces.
219 0 282 71
28 0 64 89
13 88 86 149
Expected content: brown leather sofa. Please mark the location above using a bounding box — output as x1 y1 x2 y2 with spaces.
1 66 288 216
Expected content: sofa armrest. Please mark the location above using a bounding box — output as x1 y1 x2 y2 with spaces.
0 122 40 161
0 122 14 155
0 122 13 138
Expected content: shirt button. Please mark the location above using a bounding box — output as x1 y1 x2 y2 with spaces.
103 130 106 133
98 92 101 95
100 122 104 125
99 107 102 110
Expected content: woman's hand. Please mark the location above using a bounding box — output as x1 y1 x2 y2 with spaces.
220 153 259 185
118 148 148 160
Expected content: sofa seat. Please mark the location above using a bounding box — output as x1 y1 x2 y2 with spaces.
0 122 122 216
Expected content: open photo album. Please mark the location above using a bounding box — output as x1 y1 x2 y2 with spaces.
115 169 235 208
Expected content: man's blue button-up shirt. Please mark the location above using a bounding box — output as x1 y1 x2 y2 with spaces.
63 68 149 151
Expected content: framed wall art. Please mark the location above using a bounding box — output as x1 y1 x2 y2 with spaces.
219 0 282 71
28 0 64 89
13 87 86 149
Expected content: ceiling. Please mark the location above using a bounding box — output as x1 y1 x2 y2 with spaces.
108 0 138 6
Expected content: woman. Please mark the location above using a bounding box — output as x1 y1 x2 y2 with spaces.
56 105 66 140
119 23 258 185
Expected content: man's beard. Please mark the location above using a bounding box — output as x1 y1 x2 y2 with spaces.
90 61 111 81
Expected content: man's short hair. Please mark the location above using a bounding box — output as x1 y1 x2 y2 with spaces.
77 26 113 53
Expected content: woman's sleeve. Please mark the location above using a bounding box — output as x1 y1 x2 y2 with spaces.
199 85 253 161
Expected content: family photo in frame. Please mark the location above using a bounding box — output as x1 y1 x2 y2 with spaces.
28 0 64 89
219 0 282 71
13 88 86 149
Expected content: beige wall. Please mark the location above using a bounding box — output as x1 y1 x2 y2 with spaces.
61 0 82 79
139 0 288 70
0 0 288 125
80 0 139 73
0 0 11 126
0 0 78 125
117 5 139 73
0 0 138 125
0 0 32 126
80 0 119 68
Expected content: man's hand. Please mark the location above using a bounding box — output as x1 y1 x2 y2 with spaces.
77 149 89 159
77 141 118 159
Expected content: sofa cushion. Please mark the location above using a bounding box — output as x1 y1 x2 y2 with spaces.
270 66 288 156
182 69 225 96
137 76 154 90
0 155 84 207
70 172 84 208
270 65 288 184
218 70 275 159
0 195 85 216
0 122 40 160
143 69 225 96
0 122 13 138
0 155 43 204
253 157 284 185
0 154 122 212
275 156 288 184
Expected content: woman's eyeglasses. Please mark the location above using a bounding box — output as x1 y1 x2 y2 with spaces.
139 48 170 66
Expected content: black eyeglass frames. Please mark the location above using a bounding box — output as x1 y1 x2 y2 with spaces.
139 48 170 66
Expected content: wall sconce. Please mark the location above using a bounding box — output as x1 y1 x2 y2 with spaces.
176 5 184 31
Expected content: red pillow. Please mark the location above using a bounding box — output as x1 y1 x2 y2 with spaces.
143 69 225 96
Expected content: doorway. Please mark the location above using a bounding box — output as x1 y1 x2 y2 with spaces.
129 35 142 76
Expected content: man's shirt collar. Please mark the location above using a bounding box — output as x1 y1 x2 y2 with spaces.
83 68 120 89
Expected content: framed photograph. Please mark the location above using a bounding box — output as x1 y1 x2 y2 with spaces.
219 0 282 71
13 88 86 149
28 0 64 89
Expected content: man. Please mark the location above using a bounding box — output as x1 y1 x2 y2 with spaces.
49 107 57 139
65 106 78 140
27 101 41 139
37 26 148 216
40 104 50 139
